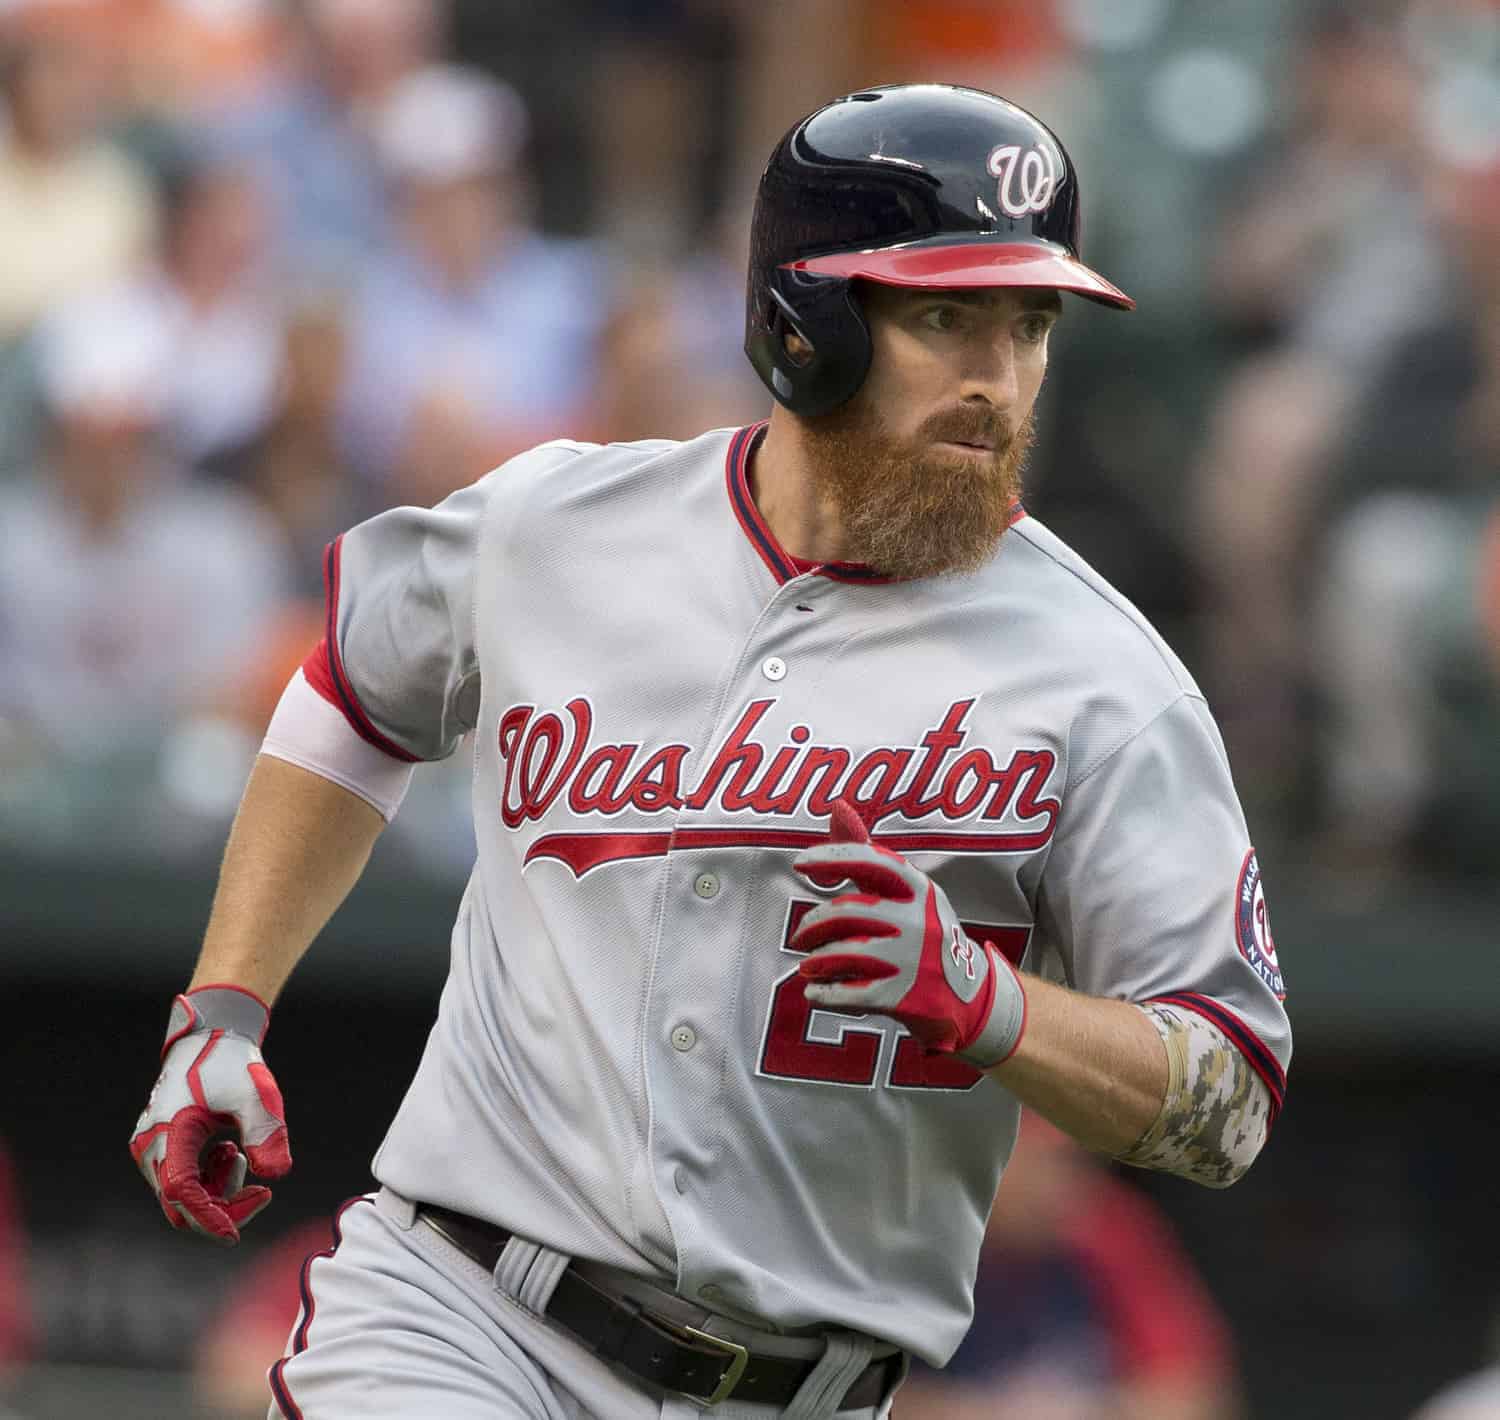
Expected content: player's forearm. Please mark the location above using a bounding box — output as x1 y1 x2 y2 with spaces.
189 754 387 1003
991 978 1275 1187
987 974 1168 1157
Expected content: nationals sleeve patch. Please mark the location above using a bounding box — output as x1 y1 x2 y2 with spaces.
1235 849 1285 1000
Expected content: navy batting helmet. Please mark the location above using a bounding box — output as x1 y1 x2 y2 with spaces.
744 83 1133 418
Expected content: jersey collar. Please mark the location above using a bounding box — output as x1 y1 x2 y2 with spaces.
724 421 1026 587
725 422 873 584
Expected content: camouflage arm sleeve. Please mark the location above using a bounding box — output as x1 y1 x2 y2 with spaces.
1116 1002 1272 1188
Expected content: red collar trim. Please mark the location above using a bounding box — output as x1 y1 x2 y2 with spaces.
723 422 1028 586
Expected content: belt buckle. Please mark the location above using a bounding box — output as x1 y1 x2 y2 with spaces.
656 1318 750 1407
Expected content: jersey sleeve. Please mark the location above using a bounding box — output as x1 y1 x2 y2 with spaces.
1037 693 1291 1118
302 476 492 763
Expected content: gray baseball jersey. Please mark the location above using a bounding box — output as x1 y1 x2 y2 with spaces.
302 421 1290 1366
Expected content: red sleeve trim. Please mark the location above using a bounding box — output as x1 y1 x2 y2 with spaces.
300 639 341 709
317 537 420 764
1148 991 1287 1126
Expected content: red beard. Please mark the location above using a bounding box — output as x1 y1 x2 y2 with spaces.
800 401 1034 580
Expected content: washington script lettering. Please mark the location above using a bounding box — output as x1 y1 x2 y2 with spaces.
499 698 1061 877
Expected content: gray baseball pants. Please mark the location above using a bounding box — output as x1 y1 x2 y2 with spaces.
267 1188 902 1420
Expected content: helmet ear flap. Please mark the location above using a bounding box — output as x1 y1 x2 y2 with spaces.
768 289 816 369
753 271 872 418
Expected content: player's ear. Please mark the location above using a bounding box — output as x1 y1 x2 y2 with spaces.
781 327 814 368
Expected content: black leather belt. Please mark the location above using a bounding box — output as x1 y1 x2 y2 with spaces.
419 1204 899 1410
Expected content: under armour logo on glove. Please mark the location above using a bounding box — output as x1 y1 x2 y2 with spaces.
950 927 977 982
790 799 1028 1069
128 986 292 1244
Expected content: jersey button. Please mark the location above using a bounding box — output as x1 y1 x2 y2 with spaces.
693 871 720 900
761 656 787 682
671 1024 697 1052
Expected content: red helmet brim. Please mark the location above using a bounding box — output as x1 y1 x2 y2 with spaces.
786 242 1134 311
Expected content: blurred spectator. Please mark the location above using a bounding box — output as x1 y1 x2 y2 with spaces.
0 3 158 342
726 0 867 218
1413 1367 1500 1420
144 149 285 479
0 284 290 764
247 291 371 596
1312 121 1500 879
583 0 733 261
208 0 448 279
586 230 765 445
192 1217 330 1420
1413 1369 1500 1420
897 1115 1239 1420
336 63 607 503
1186 10 1446 812
1412 1305 1500 1420
1207 11 1432 347
862 0 1070 90
127 0 289 118
0 1142 29 1387
588 275 722 443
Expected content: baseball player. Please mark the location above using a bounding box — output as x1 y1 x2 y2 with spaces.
130 84 1291 1420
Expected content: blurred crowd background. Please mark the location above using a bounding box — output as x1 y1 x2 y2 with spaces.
0 0 1497 1417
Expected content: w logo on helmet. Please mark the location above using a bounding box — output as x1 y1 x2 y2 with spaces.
987 142 1062 219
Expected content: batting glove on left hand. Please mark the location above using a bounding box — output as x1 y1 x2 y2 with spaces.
791 800 1027 1069
128 985 292 1244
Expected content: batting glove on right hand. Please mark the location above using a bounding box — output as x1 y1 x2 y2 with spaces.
129 985 292 1244
791 799 1028 1069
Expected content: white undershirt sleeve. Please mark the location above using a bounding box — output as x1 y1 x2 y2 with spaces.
260 670 416 822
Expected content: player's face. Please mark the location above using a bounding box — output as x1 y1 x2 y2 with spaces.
800 284 1058 579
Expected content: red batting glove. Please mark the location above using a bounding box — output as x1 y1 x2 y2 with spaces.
128 985 292 1244
791 799 1027 1068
